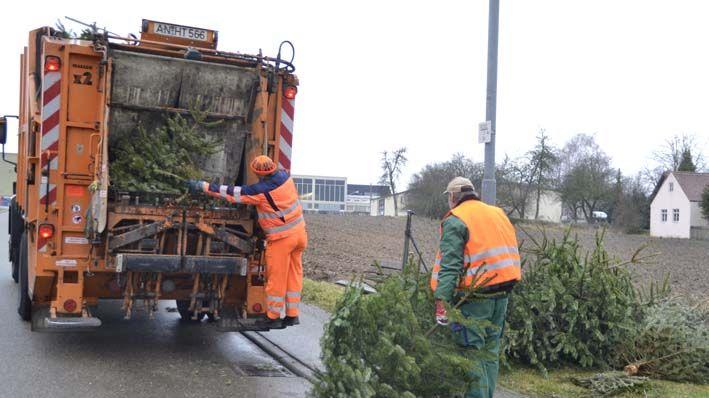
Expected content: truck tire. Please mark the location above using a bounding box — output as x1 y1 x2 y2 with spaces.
176 300 214 322
17 232 31 321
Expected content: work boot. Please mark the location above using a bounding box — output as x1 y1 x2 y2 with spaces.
283 316 300 326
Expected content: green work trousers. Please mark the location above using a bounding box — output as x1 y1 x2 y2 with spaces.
453 295 509 398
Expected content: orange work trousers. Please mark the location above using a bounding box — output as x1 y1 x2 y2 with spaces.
265 229 308 320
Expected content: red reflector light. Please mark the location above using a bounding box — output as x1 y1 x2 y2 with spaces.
252 303 263 313
39 224 54 239
45 56 61 72
63 299 77 313
284 86 297 100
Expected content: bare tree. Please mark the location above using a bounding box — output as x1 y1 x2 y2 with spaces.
652 134 705 172
379 147 408 216
407 153 483 219
558 134 614 222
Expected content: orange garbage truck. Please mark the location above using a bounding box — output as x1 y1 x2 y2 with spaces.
3 19 299 331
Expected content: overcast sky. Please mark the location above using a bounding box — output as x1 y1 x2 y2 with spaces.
2 1 707 188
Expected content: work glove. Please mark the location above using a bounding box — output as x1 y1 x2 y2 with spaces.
186 180 205 194
435 299 449 326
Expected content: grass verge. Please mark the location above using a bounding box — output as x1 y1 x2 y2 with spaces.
302 279 708 397
500 366 709 398
301 278 344 313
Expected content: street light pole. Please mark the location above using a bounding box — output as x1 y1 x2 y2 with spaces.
481 0 500 205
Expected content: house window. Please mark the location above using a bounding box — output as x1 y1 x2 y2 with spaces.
669 182 674 192
661 209 667 222
673 209 679 222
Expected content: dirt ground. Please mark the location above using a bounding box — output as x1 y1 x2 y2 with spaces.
302 214 709 300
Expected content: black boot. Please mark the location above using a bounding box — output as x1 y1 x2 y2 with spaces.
283 316 300 326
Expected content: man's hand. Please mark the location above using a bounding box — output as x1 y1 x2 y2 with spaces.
435 299 449 326
186 180 205 194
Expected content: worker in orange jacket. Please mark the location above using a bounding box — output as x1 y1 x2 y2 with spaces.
187 155 307 327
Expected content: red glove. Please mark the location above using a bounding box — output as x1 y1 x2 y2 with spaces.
435 299 449 326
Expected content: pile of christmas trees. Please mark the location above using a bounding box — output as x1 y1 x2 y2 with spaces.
313 262 495 398
109 108 223 193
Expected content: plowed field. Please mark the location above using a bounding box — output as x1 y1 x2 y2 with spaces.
303 214 709 299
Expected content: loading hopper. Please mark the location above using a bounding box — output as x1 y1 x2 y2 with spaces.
108 49 260 184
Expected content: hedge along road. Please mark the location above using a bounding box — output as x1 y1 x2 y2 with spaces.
0 212 310 398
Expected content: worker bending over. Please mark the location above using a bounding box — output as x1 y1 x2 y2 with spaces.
188 155 307 328
431 177 521 398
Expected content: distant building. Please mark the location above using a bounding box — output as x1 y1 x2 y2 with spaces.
292 175 389 215
346 184 390 214
293 175 347 214
0 153 16 197
650 171 709 239
371 190 410 217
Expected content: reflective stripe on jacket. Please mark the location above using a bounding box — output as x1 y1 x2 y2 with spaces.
202 169 305 240
430 199 521 292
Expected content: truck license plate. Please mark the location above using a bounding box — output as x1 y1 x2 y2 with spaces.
153 23 208 41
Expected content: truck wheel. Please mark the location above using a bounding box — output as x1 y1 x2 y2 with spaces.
9 200 18 283
17 232 31 321
176 300 203 322
175 300 215 322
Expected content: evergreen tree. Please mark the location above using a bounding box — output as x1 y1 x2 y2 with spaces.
701 185 709 222
677 148 697 172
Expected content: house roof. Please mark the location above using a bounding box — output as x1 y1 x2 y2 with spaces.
673 172 709 202
347 184 391 197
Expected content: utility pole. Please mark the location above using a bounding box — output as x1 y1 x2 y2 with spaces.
481 0 500 205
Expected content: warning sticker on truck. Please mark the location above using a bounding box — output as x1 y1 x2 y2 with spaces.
65 237 89 245
153 23 209 41
56 259 78 267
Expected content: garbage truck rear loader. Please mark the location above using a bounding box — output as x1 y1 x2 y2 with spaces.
4 20 299 331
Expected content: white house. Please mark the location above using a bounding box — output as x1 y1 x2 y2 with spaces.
650 171 709 239
371 191 409 217
504 189 564 223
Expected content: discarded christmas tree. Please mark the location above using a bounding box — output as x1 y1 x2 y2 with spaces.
313 260 496 398
109 106 223 193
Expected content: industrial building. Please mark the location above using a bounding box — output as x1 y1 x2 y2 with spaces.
292 175 389 215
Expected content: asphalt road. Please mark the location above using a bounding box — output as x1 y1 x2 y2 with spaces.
0 213 311 398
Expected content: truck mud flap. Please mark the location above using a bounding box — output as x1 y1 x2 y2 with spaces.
116 254 248 275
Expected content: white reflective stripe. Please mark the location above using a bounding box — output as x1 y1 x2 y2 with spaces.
42 95 60 120
280 135 292 160
267 295 284 303
286 291 301 299
49 157 59 170
466 258 521 277
44 71 61 88
233 186 242 202
285 302 299 309
465 246 519 264
41 125 59 151
281 108 294 132
263 215 304 234
258 200 301 219
219 185 228 198
434 257 441 266
268 306 281 313
431 271 439 280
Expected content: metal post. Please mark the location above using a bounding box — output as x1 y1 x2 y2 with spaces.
401 210 413 270
481 0 500 205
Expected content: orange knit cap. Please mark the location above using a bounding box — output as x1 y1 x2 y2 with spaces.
250 155 277 176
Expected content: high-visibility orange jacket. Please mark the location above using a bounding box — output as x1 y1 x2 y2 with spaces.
201 170 305 241
430 198 520 297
